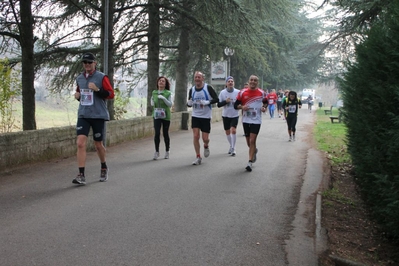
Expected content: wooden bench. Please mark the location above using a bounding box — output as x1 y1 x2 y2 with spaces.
330 109 343 123
324 105 333 115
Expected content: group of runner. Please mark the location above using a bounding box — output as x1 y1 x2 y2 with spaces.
72 52 303 186
186 72 302 172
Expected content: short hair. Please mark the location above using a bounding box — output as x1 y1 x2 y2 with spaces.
194 71 205 78
249 75 259 81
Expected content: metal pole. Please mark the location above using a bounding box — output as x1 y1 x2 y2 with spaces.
103 0 109 75
103 0 109 147
228 56 231 76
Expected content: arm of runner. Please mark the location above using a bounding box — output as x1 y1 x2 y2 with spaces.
97 76 115 99
207 86 219 105
234 99 242 110
159 95 173 107
187 88 193 107
217 92 227 108
262 97 269 108
75 86 81 101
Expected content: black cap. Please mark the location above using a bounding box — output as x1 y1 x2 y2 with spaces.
81 52 96 62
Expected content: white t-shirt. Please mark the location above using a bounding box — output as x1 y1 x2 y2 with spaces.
218 88 240 118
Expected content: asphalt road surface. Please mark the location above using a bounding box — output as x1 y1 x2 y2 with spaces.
0 106 324 266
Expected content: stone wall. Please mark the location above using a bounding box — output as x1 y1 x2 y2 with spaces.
0 109 222 170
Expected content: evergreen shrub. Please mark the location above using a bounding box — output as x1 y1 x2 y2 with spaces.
339 2 399 239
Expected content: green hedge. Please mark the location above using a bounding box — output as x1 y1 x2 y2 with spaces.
339 3 399 239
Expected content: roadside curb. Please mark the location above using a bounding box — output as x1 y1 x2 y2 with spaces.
329 255 367 266
315 191 323 252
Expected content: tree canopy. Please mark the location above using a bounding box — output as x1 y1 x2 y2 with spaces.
0 0 326 124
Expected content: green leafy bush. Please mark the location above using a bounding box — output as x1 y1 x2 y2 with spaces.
338 3 399 238
0 59 21 132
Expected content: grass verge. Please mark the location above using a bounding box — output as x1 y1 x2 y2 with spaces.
313 108 350 165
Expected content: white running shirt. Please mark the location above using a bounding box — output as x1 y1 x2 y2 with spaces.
218 88 240 118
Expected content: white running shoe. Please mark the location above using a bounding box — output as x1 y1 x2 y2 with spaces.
153 152 159 160
164 151 170 159
228 147 233 154
292 135 296 141
231 149 236 156
289 136 292 142
192 157 202 165
204 147 210 158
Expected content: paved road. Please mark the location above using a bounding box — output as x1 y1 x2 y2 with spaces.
0 107 324 266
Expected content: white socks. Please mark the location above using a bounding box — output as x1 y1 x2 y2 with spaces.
226 134 232 147
227 134 237 149
231 134 236 149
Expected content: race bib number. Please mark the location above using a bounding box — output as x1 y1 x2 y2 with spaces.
268 99 274 105
193 101 205 110
80 89 93 106
154 108 166 119
288 105 297 113
245 108 257 118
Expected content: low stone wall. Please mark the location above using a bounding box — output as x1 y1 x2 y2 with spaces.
0 109 222 171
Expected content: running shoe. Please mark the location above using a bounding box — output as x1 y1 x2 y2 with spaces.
231 149 236 156
228 147 233 154
73 174 86 185
289 136 292 142
164 151 170 159
252 148 258 163
192 157 202 165
292 135 296 141
153 152 159 160
245 162 252 172
100 168 108 182
204 147 210 158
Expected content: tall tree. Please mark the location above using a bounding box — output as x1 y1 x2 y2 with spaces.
19 0 36 130
160 0 256 111
322 0 392 64
0 0 36 130
147 0 160 115
172 1 192 112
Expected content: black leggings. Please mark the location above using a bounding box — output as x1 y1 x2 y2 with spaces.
286 116 297 132
154 119 170 152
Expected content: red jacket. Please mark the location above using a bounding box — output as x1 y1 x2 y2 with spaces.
266 92 277 105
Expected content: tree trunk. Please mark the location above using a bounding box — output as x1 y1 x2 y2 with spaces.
20 0 36 130
147 0 160 116
174 25 190 112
